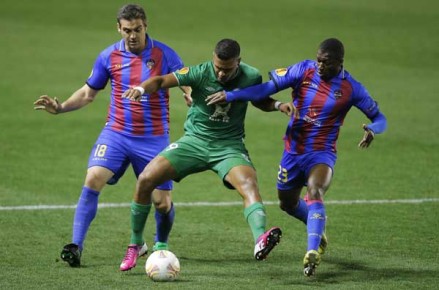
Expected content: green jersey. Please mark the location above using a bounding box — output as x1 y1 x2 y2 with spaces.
174 61 262 140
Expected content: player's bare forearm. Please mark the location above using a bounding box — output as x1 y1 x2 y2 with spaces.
124 74 179 101
59 85 96 113
123 77 163 101
251 98 275 112
33 84 96 114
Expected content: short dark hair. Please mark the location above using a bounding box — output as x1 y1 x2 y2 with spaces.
117 4 147 24
214 39 240 60
319 38 344 61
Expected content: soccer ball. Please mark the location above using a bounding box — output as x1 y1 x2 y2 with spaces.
145 250 180 282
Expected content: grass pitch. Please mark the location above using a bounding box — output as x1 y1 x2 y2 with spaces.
0 0 438 289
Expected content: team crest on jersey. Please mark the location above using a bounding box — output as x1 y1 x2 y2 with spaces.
275 68 287 76
334 90 343 99
177 67 189 75
146 59 155 69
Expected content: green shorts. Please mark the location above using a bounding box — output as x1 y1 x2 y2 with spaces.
159 134 254 189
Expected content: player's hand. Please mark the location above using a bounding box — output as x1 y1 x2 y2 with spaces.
122 87 143 101
358 124 375 149
279 102 299 118
33 95 61 114
205 91 227 105
183 92 193 106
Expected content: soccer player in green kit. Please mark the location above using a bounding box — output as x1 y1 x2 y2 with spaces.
119 39 292 270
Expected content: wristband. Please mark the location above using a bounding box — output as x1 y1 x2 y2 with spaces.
133 86 145 95
274 101 282 111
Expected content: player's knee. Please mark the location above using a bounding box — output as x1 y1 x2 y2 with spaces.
279 198 299 213
137 171 157 194
240 176 258 191
307 186 326 201
152 192 172 212
242 180 260 199
153 200 171 213
84 169 108 191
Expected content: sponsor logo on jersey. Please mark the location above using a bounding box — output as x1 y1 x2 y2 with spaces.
205 87 216 92
274 68 287 76
302 81 318 89
177 67 189 75
113 63 130 69
303 108 321 127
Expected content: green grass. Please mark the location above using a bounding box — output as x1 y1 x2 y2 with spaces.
1 0 438 289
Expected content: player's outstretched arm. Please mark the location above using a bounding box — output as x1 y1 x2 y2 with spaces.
251 99 299 118
123 74 179 101
33 84 98 114
206 80 278 105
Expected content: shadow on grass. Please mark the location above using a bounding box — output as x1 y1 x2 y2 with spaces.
286 256 439 286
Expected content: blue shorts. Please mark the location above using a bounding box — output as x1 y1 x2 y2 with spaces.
276 150 336 191
87 128 172 190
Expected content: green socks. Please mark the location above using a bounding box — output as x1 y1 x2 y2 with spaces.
244 202 267 242
130 201 152 245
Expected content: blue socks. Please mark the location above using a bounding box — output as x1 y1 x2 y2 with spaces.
285 199 308 224
72 186 100 250
306 202 326 251
154 203 175 244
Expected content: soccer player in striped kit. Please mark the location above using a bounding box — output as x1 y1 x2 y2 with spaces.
33 4 190 268
206 38 387 277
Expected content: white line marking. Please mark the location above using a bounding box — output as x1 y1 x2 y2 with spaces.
0 198 438 211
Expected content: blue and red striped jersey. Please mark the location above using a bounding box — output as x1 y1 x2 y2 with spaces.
86 35 184 137
270 60 380 154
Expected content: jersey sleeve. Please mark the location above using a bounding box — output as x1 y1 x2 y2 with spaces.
226 81 277 102
268 60 309 91
173 65 201 87
351 80 387 134
163 47 184 72
351 81 380 119
86 53 109 90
